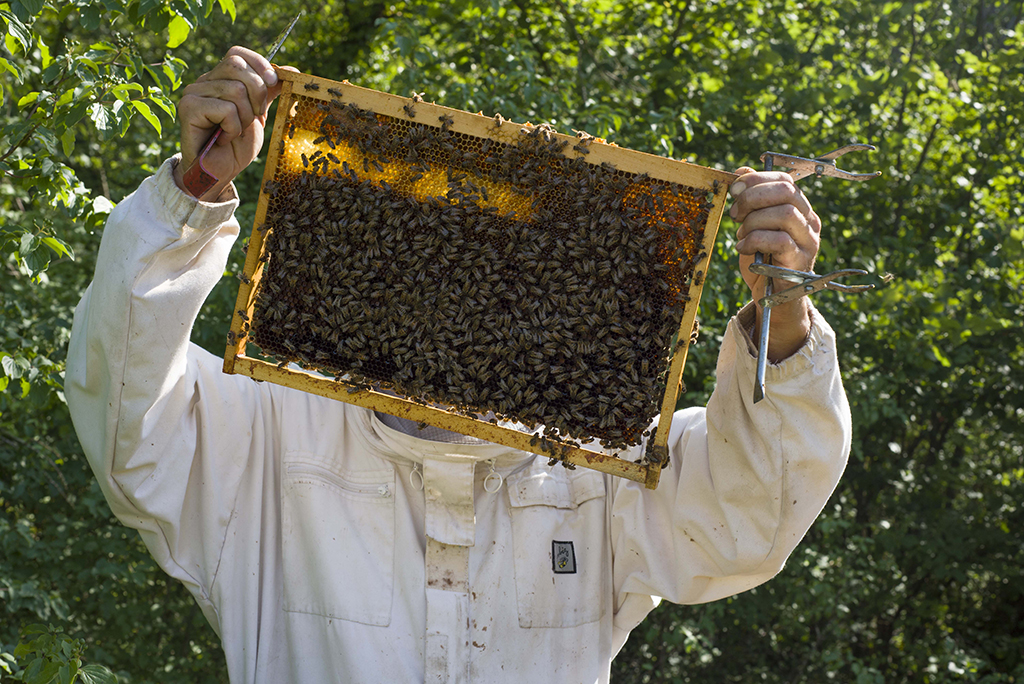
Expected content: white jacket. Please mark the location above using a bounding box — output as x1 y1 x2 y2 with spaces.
66 157 851 684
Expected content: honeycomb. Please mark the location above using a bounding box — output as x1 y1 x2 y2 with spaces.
233 80 721 455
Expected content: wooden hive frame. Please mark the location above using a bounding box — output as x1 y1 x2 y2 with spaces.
223 70 735 489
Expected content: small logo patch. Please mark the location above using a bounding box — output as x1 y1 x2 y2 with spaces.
552 540 577 574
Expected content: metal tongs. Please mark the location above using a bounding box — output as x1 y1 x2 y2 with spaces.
750 263 874 309
751 144 881 403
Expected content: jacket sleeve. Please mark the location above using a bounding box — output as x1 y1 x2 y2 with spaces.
65 156 266 629
609 302 851 633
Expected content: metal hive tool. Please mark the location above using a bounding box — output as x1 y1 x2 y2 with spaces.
223 71 735 489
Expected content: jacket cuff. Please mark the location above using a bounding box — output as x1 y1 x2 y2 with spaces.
730 301 830 378
159 155 240 232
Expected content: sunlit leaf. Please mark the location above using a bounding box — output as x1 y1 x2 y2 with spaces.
41 236 74 260
217 0 236 22
0 9 32 53
0 55 22 80
167 14 191 48
130 99 162 136
89 102 113 131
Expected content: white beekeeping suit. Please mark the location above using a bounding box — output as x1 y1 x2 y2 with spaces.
66 156 851 684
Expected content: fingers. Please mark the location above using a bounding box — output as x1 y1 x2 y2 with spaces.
201 46 278 100
178 47 280 148
735 202 821 251
730 175 813 223
728 168 821 272
179 81 255 139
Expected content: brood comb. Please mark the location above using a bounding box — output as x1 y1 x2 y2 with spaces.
223 71 734 489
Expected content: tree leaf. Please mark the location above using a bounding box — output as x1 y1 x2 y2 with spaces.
167 14 191 48
110 82 144 103
89 103 113 132
142 63 170 91
2 354 31 380
127 50 146 83
38 34 52 68
147 89 176 119
77 663 118 684
79 5 102 32
60 127 75 156
41 236 74 260
63 100 89 128
4 32 20 56
17 91 40 107
92 195 115 214
131 100 162 136
41 60 62 83
0 55 23 80
24 247 51 275
19 0 47 19
26 659 61 684
216 0 235 22
162 57 186 90
136 0 162 21
19 231 39 255
0 9 33 54
73 55 100 77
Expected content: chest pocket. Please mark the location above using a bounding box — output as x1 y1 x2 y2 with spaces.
506 465 608 628
281 456 395 626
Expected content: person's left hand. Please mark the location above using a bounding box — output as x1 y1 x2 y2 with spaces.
729 166 821 361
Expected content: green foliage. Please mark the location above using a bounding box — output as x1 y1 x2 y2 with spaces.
2 0 243 680
2 623 116 683
2 0 1022 681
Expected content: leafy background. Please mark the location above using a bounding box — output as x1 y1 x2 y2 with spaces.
1 0 1021 682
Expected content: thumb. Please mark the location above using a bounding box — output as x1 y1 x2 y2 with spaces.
730 166 757 197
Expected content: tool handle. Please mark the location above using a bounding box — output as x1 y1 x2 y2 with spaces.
752 153 776 403
181 127 224 198
753 253 772 403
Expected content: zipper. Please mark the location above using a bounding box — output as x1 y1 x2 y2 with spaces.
286 463 392 499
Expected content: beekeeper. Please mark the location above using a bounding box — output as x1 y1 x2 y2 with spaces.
66 46 850 684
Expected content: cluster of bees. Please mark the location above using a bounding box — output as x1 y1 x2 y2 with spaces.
244 90 712 451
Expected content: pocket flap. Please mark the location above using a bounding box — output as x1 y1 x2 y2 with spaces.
507 464 605 509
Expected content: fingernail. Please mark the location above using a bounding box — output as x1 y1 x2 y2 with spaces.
729 203 738 219
263 68 278 86
729 181 746 198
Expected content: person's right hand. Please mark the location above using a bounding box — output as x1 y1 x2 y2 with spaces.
174 46 296 202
